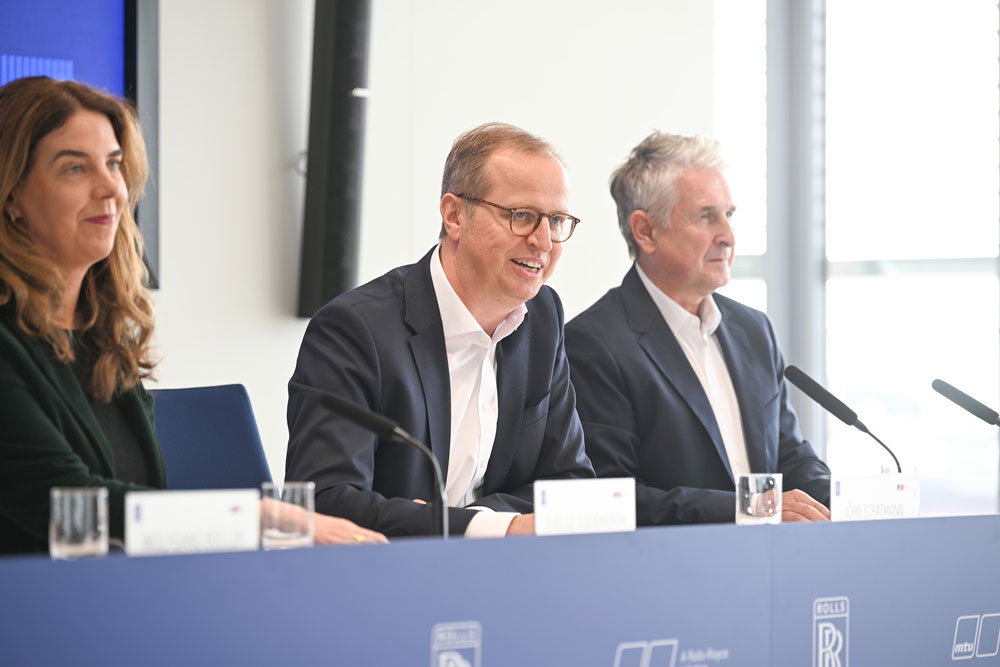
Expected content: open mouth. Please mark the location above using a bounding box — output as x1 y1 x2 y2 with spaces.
512 259 543 273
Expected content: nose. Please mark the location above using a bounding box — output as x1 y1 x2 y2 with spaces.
717 214 735 248
92 166 126 203
526 215 554 252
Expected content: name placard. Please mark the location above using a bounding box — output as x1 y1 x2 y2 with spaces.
534 477 636 536
830 473 919 521
125 489 260 556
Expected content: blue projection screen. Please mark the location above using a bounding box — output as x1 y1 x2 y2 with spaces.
0 0 126 94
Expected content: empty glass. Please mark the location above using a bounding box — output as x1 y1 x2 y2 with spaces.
49 487 109 559
260 481 315 550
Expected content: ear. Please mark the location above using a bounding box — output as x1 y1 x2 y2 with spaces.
439 193 465 241
629 210 658 255
5 190 23 221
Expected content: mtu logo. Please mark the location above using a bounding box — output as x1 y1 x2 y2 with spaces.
813 596 849 667
952 613 1000 660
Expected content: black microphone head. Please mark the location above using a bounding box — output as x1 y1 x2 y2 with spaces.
783 365 859 427
932 379 1000 426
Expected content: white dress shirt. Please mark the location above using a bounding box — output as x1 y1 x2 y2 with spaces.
635 264 751 481
429 245 525 537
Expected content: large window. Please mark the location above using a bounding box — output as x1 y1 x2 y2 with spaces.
720 1 999 516
825 2 999 514
714 0 768 313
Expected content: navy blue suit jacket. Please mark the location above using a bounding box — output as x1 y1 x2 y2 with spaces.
286 248 593 536
565 266 830 525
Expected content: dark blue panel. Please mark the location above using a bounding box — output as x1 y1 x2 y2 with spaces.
0 517 997 664
0 0 125 95
770 517 1000 665
0 526 772 666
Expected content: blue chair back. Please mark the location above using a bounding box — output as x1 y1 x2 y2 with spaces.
150 384 272 489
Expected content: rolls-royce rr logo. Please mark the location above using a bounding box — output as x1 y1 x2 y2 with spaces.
813 596 849 667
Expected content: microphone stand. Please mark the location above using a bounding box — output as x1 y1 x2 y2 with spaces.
388 427 449 538
851 420 902 474
784 365 902 473
306 385 450 538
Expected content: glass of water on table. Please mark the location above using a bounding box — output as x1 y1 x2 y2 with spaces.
735 473 782 525
260 481 315 549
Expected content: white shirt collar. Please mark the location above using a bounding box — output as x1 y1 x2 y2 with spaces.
429 244 527 345
635 263 722 339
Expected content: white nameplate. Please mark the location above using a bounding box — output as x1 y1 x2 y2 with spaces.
534 477 636 536
830 472 919 521
125 489 260 556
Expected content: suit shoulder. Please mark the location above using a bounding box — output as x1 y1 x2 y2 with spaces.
715 292 769 326
525 284 563 320
311 262 413 323
566 287 626 333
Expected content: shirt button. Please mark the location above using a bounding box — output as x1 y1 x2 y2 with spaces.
479 460 487 470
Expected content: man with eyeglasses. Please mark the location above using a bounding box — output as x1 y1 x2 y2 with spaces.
286 122 593 537
565 131 831 525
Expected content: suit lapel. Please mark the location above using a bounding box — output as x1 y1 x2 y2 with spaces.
483 317 529 491
621 268 733 480
404 249 452 478
17 329 115 474
714 303 771 473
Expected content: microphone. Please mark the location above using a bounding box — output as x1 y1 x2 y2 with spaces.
783 365 902 473
932 379 1000 427
318 390 449 538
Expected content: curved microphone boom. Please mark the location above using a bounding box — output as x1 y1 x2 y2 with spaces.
932 379 1000 427
316 389 449 538
783 365 902 473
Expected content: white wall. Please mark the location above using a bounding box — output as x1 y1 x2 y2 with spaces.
152 0 314 480
359 0 717 317
151 0 719 481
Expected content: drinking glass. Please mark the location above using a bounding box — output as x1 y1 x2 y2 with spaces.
49 487 109 558
260 481 315 550
735 473 782 525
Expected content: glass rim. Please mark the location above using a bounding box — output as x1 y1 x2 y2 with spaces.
50 486 109 496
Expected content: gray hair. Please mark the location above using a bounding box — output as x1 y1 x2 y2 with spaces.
609 131 725 259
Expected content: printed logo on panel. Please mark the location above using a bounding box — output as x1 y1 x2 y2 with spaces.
813 596 849 667
431 621 481 667
953 613 1000 660
613 639 679 667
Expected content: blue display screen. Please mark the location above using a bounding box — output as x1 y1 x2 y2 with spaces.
0 0 126 96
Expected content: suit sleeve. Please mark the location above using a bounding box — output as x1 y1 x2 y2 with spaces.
565 323 735 524
286 301 478 537
0 353 153 549
765 318 832 506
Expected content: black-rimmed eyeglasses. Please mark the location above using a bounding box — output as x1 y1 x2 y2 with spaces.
456 194 580 243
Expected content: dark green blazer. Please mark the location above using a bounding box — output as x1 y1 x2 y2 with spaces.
0 304 167 553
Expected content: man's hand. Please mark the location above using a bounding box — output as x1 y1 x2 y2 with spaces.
781 489 831 522
505 513 535 536
261 498 389 545
314 514 389 545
